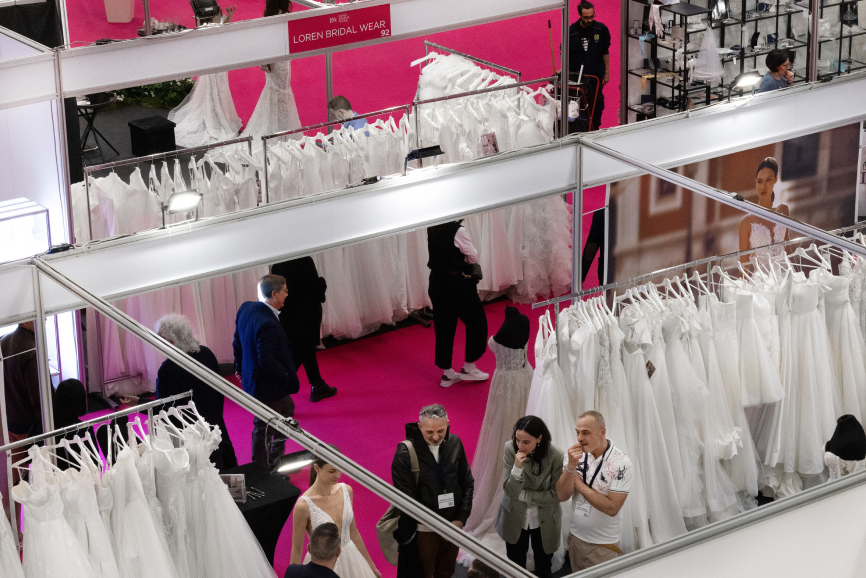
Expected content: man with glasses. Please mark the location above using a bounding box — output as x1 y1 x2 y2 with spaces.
757 49 794 93
568 0 611 131
391 404 475 578
233 274 300 466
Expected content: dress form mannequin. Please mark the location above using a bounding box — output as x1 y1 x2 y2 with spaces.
493 306 530 350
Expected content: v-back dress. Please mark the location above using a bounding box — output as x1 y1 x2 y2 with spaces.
302 484 375 578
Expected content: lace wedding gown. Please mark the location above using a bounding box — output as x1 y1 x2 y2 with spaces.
242 61 302 141
750 222 786 267
460 336 534 564
168 73 243 148
302 484 375 578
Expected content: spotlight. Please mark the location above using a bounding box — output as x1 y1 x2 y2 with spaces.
728 71 763 100
271 449 315 475
159 190 203 227
404 145 445 174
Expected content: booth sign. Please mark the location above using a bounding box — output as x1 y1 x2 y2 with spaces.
289 4 391 53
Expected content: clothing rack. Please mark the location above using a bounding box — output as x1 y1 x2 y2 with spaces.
533 221 866 309
0 389 192 455
1 389 192 550
259 75 557 202
423 41 522 82
82 135 255 242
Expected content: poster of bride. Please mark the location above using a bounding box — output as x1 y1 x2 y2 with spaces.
602 122 863 284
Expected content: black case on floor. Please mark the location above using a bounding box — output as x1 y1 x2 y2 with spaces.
128 116 176 156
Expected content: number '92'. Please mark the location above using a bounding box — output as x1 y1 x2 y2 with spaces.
380 29 390 36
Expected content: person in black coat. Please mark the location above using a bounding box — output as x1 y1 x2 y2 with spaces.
284 522 342 578
156 314 238 471
233 274 300 466
271 257 336 403
392 404 474 578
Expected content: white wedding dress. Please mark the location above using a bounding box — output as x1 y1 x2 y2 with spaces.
242 61 302 141
302 484 375 578
460 336 534 564
0 509 24 578
168 73 242 148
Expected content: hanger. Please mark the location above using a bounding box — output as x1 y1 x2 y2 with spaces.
691 269 711 296
790 246 824 269
410 52 440 67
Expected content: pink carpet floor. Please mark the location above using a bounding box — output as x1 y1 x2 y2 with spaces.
66 0 622 132
215 191 604 577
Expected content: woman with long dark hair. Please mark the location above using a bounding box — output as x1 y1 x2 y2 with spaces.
738 156 790 264
290 452 381 578
495 416 564 577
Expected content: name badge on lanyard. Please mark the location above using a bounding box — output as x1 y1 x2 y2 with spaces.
438 493 455 509
578 441 611 518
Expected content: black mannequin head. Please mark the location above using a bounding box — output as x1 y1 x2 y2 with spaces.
826 414 866 461
494 306 530 349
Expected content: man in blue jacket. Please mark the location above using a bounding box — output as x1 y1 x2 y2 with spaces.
234 274 300 466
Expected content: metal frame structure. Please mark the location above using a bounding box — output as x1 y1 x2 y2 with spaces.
2 94 866 578
260 74 557 203
1 389 193 549
27 257 536 578
423 40 522 82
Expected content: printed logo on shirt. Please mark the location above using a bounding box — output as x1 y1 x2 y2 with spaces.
615 466 627 482
594 34 600 41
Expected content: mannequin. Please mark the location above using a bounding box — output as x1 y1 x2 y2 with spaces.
494 306 531 350
824 414 866 480
459 305 534 567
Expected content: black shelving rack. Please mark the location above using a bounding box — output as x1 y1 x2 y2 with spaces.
815 0 866 79
624 0 812 123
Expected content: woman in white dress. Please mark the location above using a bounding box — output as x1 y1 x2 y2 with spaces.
738 157 790 263
290 456 381 578
241 0 302 141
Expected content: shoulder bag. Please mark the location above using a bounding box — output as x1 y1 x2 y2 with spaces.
376 440 419 566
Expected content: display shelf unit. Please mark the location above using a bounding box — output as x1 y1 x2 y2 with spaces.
624 0 812 123
815 0 865 80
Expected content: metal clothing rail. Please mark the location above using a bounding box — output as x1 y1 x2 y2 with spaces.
0 389 193 454
82 135 254 175
82 135 255 242
424 40 521 81
30 258 535 578
260 75 557 203
534 221 866 308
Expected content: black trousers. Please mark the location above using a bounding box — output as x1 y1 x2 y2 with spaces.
428 272 488 370
292 344 324 387
585 76 604 131
505 527 553 578
251 394 295 466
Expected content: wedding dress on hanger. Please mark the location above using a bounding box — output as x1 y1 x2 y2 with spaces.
168 73 242 148
242 61 302 142
302 484 375 578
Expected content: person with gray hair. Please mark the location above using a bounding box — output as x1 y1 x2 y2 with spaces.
156 314 237 469
284 522 342 578
391 404 474 578
233 273 300 466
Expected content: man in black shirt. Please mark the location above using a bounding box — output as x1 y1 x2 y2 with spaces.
568 0 611 131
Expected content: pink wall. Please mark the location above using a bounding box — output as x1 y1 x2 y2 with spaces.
67 0 621 130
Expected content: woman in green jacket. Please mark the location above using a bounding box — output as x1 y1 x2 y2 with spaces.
495 416 564 578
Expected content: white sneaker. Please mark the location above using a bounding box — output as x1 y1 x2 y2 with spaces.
460 367 490 381
440 373 464 388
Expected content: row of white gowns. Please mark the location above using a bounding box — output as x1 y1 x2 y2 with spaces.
6 413 274 578
459 250 866 571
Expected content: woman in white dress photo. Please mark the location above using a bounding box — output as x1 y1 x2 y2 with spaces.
241 0 302 141
738 156 790 263
290 455 381 578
